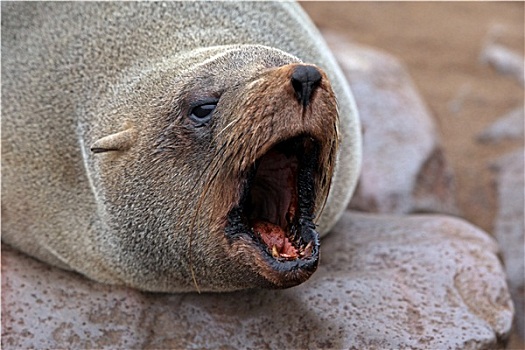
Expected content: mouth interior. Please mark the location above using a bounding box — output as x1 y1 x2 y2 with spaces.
227 135 320 262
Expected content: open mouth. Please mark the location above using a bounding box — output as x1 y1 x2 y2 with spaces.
225 135 321 282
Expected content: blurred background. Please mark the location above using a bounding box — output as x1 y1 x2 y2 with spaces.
301 2 524 348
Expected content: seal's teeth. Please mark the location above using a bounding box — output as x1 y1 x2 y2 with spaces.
272 245 279 258
300 241 313 257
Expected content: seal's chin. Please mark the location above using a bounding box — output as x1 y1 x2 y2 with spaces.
225 135 321 288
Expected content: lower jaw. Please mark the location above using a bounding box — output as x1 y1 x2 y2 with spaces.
225 217 320 288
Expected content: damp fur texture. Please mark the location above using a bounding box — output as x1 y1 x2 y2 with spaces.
1 2 362 292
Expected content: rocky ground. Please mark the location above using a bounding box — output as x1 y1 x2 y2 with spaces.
1 213 514 349
301 1 524 348
2 2 523 349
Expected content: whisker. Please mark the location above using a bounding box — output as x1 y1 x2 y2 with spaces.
187 141 230 292
216 119 238 139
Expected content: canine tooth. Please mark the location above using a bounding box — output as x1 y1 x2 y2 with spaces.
302 241 313 256
272 245 279 258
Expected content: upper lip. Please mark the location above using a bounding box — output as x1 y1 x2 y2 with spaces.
224 134 321 285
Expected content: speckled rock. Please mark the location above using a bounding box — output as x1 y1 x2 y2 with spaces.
491 148 525 340
2 212 513 349
323 33 458 215
477 106 525 143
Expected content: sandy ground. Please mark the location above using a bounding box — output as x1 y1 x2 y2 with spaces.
301 1 524 348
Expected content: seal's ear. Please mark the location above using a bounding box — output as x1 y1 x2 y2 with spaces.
90 127 137 154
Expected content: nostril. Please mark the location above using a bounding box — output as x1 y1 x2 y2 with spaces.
291 65 322 108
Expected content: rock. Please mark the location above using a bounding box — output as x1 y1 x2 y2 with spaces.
480 43 525 87
477 106 525 143
491 148 525 340
2 212 514 349
322 33 458 215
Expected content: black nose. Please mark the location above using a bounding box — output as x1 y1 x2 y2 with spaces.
291 65 322 108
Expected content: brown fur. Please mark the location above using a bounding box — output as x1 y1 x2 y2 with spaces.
192 63 339 288
2 2 361 292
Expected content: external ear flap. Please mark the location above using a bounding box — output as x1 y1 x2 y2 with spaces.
90 127 137 154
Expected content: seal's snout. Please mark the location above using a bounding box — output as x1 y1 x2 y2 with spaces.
291 65 322 107
206 59 339 290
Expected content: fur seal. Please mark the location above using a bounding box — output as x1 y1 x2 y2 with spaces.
1 2 362 292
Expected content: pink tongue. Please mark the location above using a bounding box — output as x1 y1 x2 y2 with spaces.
252 221 299 259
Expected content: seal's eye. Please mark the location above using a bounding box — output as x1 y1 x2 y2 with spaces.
189 101 217 126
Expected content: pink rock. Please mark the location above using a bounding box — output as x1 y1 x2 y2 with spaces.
2 212 513 349
323 33 458 215
491 148 525 340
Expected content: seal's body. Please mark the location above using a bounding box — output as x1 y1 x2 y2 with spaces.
2 2 361 292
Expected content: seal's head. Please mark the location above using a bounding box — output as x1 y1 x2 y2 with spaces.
90 45 339 292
